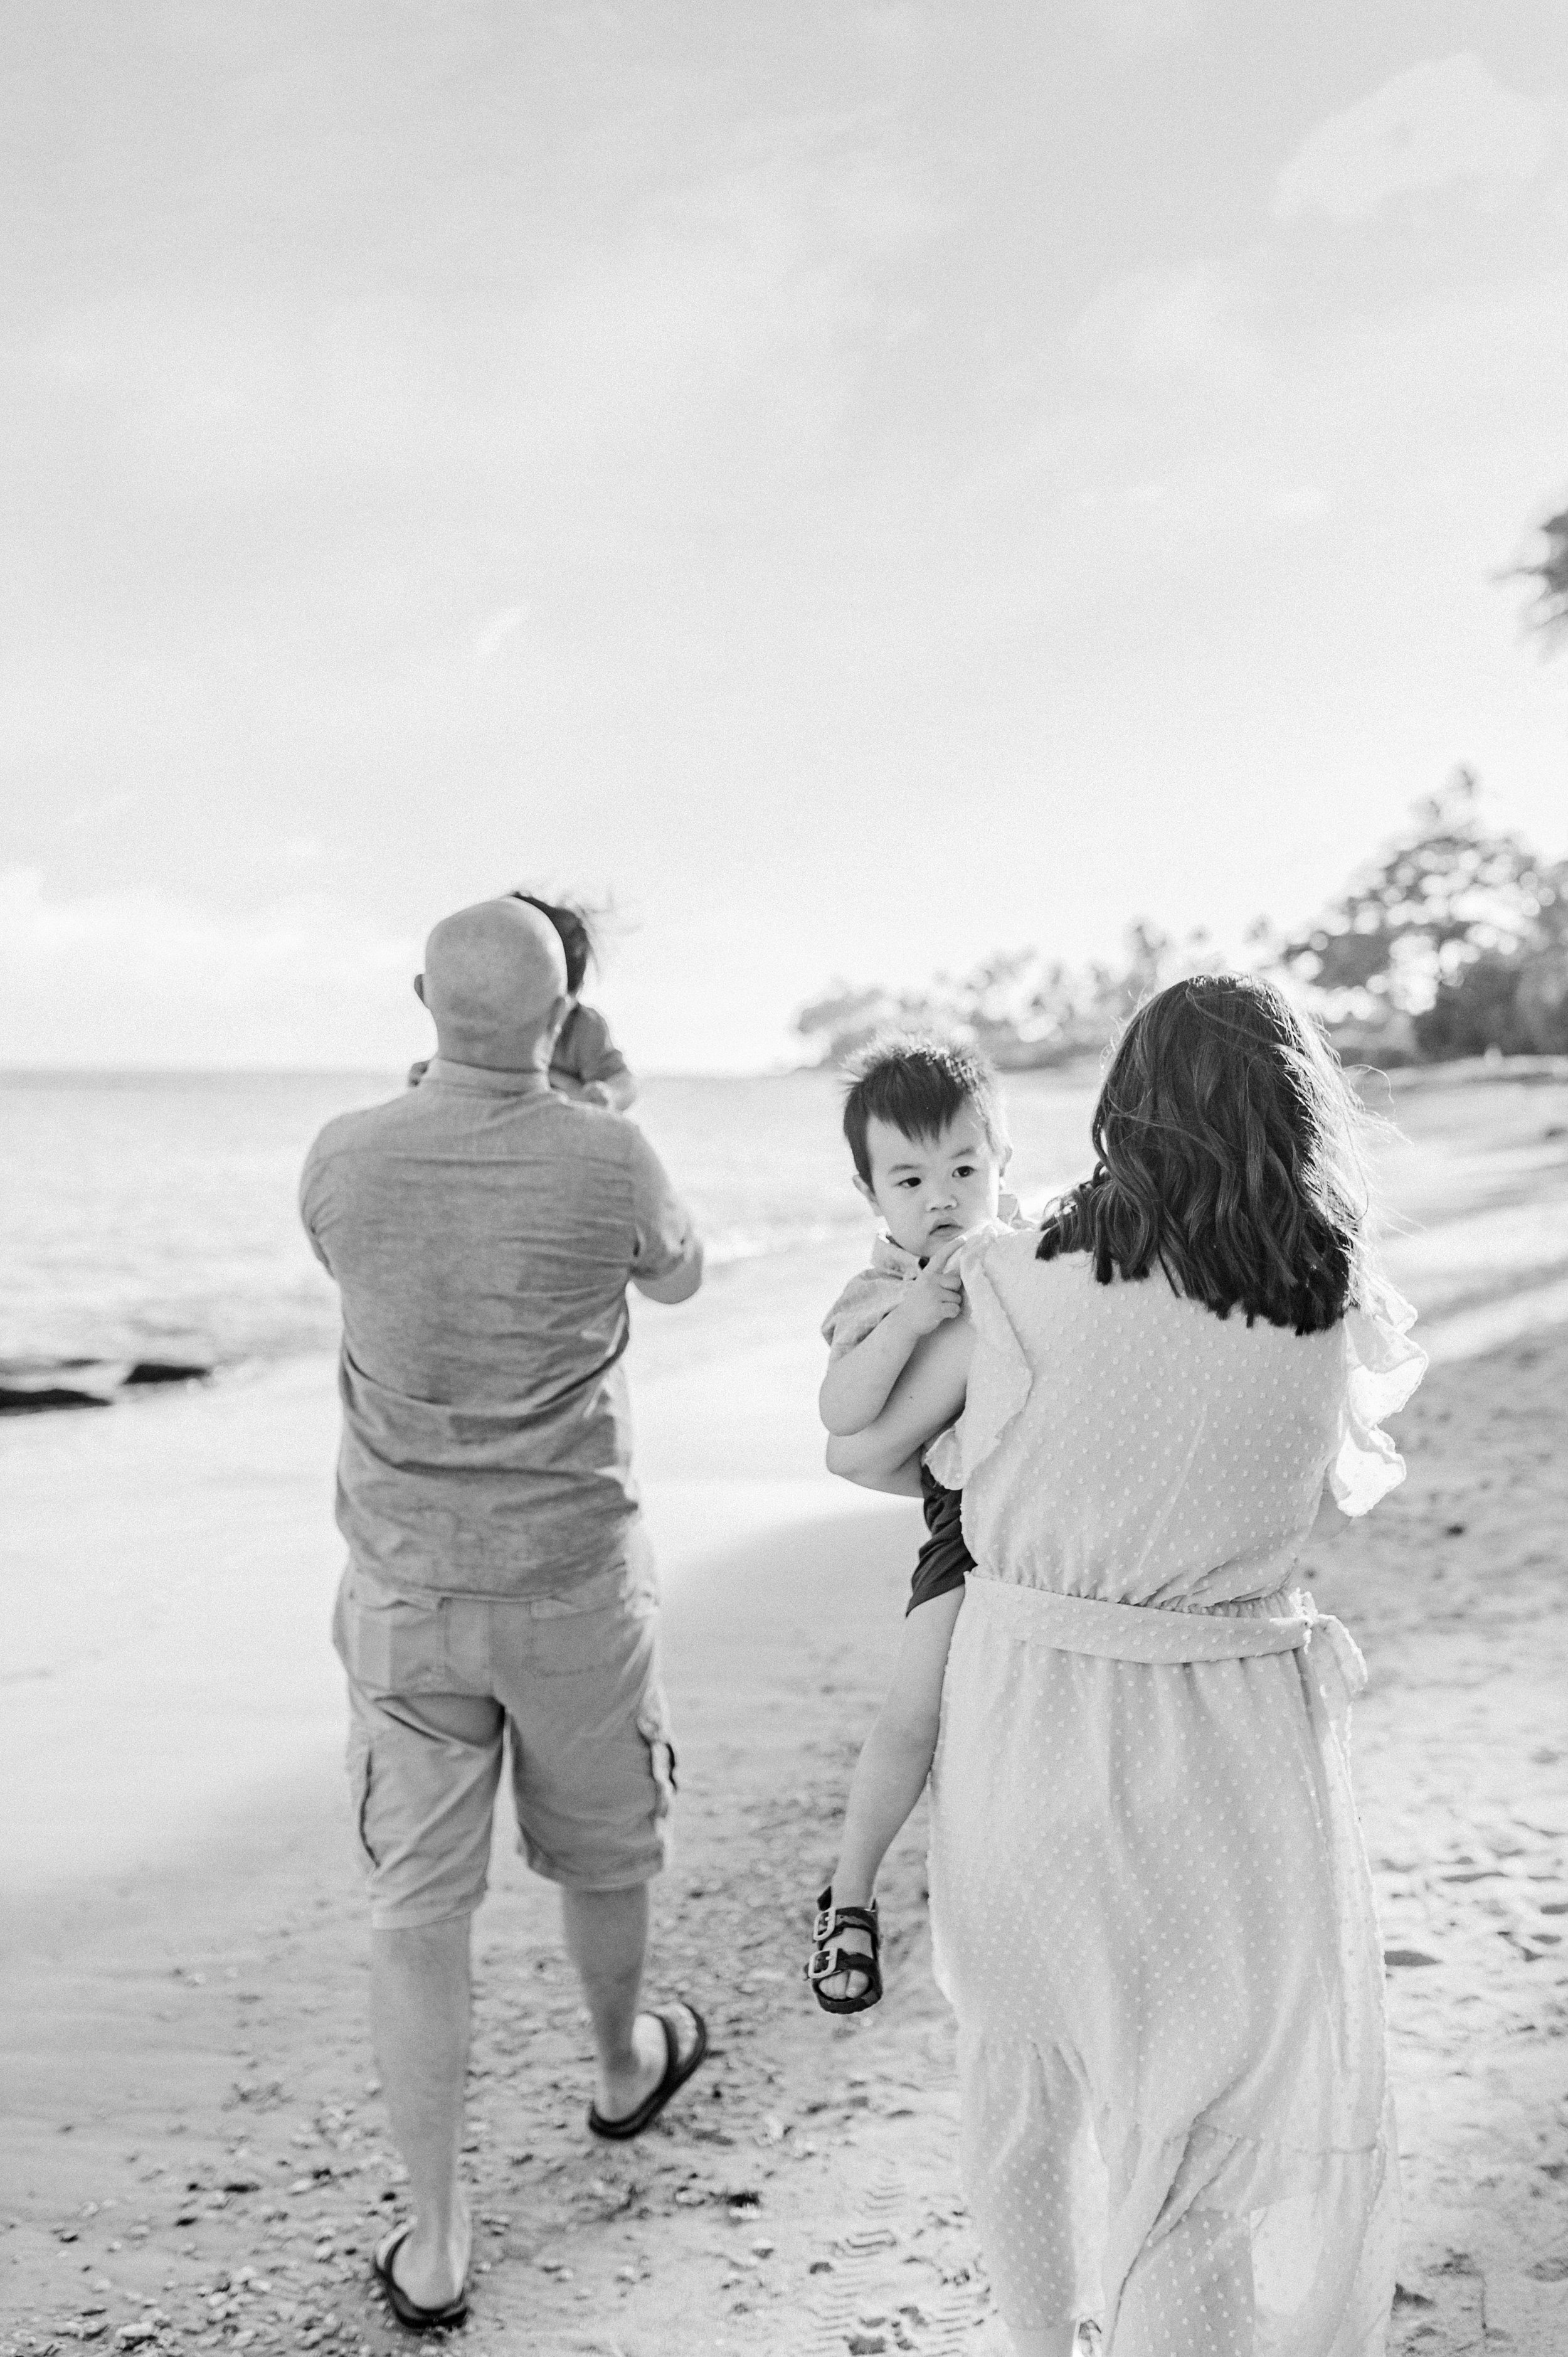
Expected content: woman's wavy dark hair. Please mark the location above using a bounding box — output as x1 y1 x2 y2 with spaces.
1036 972 1370 1333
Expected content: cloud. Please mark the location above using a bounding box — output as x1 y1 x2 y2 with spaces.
1069 260 1266 392
1074 0 1203 54
16 103 938 524
474 604 529 664
1274 54 1556 224
0 868 423 1067
58 789 140 832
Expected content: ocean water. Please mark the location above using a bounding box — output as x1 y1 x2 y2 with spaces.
1 1067 1102 1368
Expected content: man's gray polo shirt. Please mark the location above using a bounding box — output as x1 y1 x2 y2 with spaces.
299 1057 696 1599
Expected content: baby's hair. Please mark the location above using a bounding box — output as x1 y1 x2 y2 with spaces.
1037 972 1370 1334
509 892 600 998
842 1034 1007 1188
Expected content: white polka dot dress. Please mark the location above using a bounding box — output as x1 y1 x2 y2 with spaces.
923 1232 1426 2356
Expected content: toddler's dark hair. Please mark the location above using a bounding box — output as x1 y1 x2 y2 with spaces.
510 893 599 998
1036 972 1369 1334
842 1035 1007 1187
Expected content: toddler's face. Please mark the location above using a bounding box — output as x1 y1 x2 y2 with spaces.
857 1107 1007 1260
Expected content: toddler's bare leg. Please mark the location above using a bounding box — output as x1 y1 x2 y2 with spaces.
817 1588 962 2000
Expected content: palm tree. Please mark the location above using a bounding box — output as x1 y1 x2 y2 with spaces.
1514 505 1568 643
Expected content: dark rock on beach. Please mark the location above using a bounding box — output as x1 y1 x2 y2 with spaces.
0 1357 213 1415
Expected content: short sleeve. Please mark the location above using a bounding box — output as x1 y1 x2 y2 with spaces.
297 1137 334 1274
553 1003 630 1087
626 1128 696 1280
821 1270 904 1362
923 1231 1035 1489
1328 1277 1428 1517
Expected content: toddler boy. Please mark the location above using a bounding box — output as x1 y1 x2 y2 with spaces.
808 1038 1024 2011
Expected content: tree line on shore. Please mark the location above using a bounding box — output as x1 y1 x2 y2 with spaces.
797 507 1568 1072
796 771 1567 1072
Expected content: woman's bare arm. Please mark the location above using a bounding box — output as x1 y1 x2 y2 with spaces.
825 1316 976 1490
823 1441 925 1497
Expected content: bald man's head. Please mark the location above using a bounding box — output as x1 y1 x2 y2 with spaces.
416 899 569 1071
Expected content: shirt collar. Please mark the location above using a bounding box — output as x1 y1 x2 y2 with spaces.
423 1055 554 1098
869 1199 1027 1277
869 1232 924 1278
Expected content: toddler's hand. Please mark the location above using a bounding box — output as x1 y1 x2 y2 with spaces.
580 1081 614 1107
902 1232 966 1336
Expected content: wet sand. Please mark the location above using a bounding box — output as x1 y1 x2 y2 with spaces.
3 1063 1567 2356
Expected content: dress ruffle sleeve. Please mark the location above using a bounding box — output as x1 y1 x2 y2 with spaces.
923 1232 1036 1490
1328 1276 1428 1518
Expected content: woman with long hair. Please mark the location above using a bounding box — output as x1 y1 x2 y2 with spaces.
829 973 1424 2357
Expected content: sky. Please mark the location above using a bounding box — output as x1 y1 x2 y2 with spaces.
3 0 1565 1072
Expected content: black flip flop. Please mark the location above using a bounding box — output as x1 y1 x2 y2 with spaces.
373 2222 469 2333
587 2003 709 2141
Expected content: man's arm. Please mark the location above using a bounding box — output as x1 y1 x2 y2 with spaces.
826 1316 975 1490
297 1143 334 1274
631 1234 704 1304
818 1236 965 1436
627 1127 703 1305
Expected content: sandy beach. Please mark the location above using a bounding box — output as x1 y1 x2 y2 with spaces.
4 1063 1567 2357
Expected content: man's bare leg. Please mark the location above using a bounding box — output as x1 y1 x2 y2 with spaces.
371 1917 474 2309
561 1885 702 2122
372 1886 699 2309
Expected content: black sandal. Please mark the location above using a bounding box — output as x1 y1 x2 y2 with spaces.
805 1883 882 2014
373 2222 469 2333
587 2003 709 2141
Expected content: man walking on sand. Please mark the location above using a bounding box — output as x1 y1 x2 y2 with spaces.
300 897 706 2333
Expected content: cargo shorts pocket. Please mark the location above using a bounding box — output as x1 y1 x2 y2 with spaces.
347 1725 379 1869
334 1573 450 1695
637 1695 677 1819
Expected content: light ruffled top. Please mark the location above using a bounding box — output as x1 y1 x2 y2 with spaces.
925 1227 1426 1613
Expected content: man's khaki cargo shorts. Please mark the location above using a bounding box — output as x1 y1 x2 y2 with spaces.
331 1541 675 1930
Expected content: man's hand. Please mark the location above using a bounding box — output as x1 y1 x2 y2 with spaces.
899 1232 966 1338
631 1235 704 1304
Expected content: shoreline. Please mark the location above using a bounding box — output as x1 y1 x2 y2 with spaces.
5 1051 1562 1402
0 1231 901 1900
7 1051 1568 1898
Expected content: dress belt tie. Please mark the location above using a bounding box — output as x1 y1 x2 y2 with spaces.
965 1575 1367 1735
